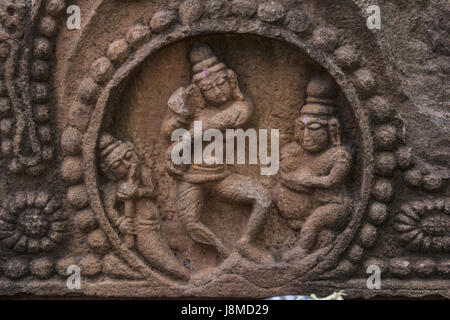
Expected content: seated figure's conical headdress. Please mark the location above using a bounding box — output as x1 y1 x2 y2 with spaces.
301 75 338 115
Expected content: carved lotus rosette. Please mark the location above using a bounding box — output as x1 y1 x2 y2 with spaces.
0 0 445 300
0 191 65 254
394 199 450 253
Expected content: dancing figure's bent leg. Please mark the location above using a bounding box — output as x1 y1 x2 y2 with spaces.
211 174 272 262
176 181 230 258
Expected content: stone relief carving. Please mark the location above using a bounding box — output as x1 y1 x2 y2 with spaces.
0 0 64 175
394 199 450 253
0 191 65 253
0 191 65 280
0 0 447 299
97 132 190 280
161 44 272 263
275 75 352 261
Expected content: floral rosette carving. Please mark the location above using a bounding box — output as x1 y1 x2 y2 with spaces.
0 191 65 253
394 199 450 252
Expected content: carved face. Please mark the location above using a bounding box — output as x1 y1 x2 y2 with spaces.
102 143 139 180
198 71 233 106
297 115 330 152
